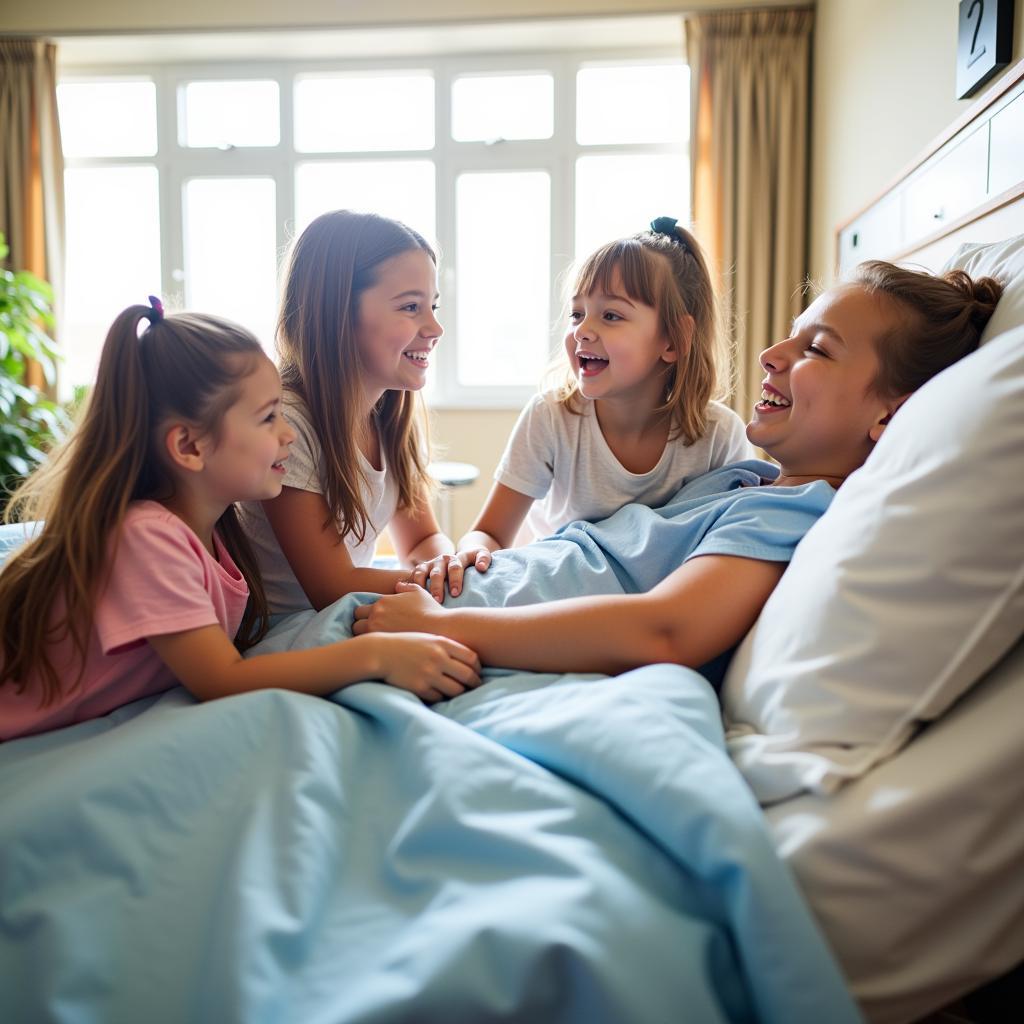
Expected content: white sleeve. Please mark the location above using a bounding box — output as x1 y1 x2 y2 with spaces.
709 403 755 467
280 399 322 493
494 394 557 500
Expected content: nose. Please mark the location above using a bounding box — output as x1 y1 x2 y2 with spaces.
759 336 793 373
573 313 598 342
280 416 297 446
422 309 443 341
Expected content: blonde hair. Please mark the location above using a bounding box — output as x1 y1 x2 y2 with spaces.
556 224 728 445
276 210 435 544
0 306 271 706
852 261 1004 397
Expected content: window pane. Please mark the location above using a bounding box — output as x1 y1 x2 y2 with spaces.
576 64 689 145
63 167 161 389
575 154 689 259
181 80 280 148
57 80 157 158
294 160 436 244
456 172 550 387
183 178 278 353
294 74 434 152
451 73 553 141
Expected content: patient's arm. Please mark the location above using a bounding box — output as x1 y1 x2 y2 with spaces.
353 554 785 675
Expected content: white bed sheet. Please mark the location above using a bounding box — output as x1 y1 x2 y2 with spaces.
764 635 1024 1024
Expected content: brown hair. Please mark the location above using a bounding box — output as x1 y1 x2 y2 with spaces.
276 210 436 544
0 307 271 706
853 260 1004 398
556 224 728 445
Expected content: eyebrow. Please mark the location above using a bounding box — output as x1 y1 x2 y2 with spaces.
391 289 440 301
254 397 281 415
573 292 637 308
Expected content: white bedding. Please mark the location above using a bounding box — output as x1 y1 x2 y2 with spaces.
765 634 1024 1024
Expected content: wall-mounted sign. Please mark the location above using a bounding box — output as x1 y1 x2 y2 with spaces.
957 0 1015 98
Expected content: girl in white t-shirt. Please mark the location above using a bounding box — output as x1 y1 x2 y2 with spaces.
239 211 455 614
0 300 480 740
414 217 751 598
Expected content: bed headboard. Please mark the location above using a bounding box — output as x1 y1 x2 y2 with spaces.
835 56 1024 274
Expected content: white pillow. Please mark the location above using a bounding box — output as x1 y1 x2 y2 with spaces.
722 320 1024 804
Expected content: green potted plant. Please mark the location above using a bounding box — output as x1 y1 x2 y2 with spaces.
0 232 70 507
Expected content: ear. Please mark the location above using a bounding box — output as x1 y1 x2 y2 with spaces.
868 393 910 443
660 315 693 365
162 423 207 474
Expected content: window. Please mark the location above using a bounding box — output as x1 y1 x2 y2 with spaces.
58 51 689 407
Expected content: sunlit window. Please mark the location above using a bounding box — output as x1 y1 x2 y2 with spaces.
182 178 278 352
576 63 689 145
451 73 553 142
455 171 551 387
295 160 436 243
57 80 157 158
181 80 280 148
59 52 688 407
63 167 162 388
575 154 689 260
294 73 435 152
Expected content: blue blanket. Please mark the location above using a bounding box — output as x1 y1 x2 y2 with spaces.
0 662 858 1023
0 467 856 1021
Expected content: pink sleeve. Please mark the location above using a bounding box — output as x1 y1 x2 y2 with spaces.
94 514 224 654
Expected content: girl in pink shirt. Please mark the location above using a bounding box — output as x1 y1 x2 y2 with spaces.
0 299 480 741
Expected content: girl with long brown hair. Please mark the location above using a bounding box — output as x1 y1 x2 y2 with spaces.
238 210 454 614
0 300 480 741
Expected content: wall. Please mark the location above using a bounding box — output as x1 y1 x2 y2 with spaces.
810 0 1024 284
2 0 785 35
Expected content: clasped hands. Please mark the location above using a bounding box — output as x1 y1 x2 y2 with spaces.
404 546 493 602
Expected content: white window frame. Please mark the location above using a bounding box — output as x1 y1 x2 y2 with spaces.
59 47 687 409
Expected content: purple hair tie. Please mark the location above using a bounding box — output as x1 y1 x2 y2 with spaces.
144 295 164 323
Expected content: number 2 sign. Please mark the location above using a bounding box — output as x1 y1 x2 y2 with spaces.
957 0 1015 99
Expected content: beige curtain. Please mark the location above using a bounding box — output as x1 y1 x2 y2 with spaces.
684 9 813 419
0 38 65 387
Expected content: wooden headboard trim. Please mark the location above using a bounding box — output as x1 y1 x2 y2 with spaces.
890 181 1024 264
836 54 1024 236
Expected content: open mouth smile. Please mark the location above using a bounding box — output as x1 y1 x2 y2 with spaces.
577 350 609 377
755 384 791 411
403 350 431 368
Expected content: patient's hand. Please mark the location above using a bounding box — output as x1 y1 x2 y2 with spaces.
355 583 446 637
406 548 492 601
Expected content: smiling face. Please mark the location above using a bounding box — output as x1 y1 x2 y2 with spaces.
564 266 677 406
747 283 905 480
201 355 296 504
354 248 442 401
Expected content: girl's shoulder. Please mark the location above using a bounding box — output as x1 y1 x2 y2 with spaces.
280 390 320 455
124 500 186 530
120 501 200 550
535 387 592 420
704 399 747 428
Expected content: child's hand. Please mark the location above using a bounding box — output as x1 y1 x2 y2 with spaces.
408 548 493 601
370 631 481 704
355 583 442 636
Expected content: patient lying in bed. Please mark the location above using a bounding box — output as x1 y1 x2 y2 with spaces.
351 261 1002 679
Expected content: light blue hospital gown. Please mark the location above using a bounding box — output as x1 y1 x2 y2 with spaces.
446 459 836 686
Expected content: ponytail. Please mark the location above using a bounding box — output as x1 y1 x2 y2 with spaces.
0 306 269 703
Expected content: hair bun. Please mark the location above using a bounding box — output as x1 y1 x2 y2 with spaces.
943 268 1003 312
